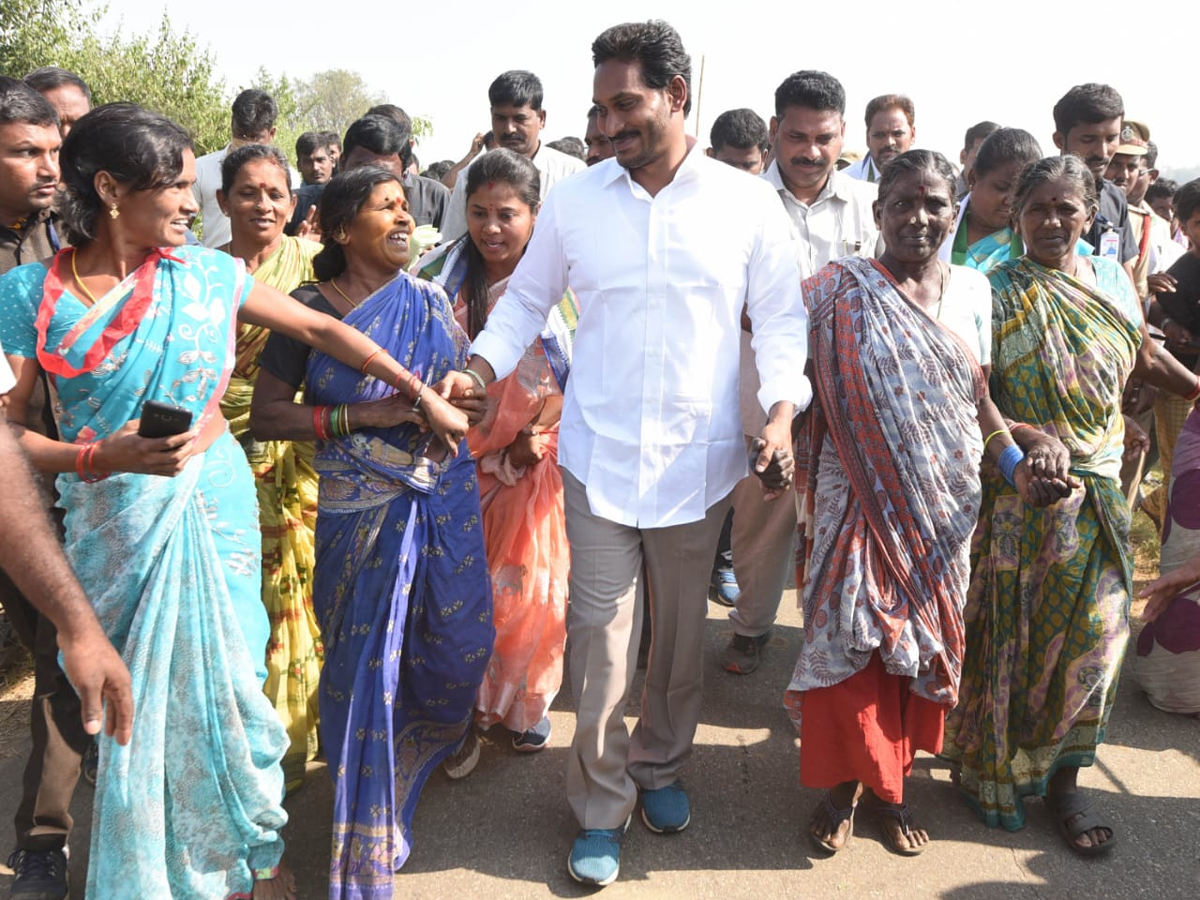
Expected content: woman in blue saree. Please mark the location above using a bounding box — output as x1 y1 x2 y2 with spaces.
0 106 468 900
250 167 494 900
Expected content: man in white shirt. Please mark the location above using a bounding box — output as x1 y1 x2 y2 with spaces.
843 94 916 184
439 70 585 242
435 20 808 888
192 89 298 248
720 71 880 676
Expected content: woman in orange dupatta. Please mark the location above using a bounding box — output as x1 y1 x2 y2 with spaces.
419 148 576 756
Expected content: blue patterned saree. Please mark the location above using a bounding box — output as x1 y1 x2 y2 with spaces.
303 274 493 900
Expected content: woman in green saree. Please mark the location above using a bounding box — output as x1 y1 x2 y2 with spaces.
944 154 1200 855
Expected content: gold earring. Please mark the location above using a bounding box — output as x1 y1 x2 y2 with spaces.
109 204 120 219
334 228 347 242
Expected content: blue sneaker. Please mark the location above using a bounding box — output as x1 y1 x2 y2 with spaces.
7 847 69 900
641 782 691 833
567 819 628 886
512 716 551 753
709 568 739 607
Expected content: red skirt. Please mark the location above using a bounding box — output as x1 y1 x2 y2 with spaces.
796 653 945 803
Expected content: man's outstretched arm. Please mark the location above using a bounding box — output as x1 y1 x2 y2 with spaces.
0 413 133 744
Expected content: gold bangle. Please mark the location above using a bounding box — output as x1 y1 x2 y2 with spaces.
982 428 1009 450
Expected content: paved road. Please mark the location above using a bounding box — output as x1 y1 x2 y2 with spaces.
2 590 1198 899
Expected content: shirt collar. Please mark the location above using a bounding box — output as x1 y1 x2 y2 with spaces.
603 142 703 192
0 206 52 237
763 160 846 205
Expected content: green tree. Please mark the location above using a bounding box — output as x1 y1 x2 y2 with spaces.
78 16 228 154
2 2 229 155
260 68 434 157
293 69 387 138
0 0 94 77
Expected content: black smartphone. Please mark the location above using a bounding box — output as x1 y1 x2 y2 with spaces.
138 400 193 438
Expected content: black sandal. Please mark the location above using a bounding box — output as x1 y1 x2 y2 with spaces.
875 802 927 856
1044 792 1116 858
808 790 857 855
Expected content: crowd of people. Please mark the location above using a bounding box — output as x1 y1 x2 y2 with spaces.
1 16 1199 900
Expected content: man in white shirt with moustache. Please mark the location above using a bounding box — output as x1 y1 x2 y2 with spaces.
720 70 880 676
436 20 808 888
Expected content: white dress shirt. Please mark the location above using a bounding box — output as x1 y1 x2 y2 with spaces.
842 155 882 184
440 142 586 243
471 148 810 528
761 161 879 279
192 145 301 248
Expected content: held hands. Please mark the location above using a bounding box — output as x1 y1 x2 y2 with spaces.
98 421 198 477
1013 431 1080 507
752 416 795 501
448 390 488 427
421 390 468 456
355 394 424 429
507 429 549 468
433 371 489 425
57 622 134 745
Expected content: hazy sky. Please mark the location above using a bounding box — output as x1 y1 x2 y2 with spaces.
97 0 1196 174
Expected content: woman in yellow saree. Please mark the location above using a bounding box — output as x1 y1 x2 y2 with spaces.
217 144 323 790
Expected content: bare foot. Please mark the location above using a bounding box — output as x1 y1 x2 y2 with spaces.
252 861 297 900
809 781 861 852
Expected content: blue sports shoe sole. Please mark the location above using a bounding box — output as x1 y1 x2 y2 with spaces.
567 816 630 887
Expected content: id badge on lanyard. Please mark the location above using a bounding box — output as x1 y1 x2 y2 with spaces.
1099 226 1120 260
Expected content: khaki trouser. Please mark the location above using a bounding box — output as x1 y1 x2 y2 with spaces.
728 472 798 638
562 469 731 829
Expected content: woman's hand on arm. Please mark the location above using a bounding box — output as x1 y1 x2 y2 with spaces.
250 370 426 441
1137 551 1200 622
242 281 468 453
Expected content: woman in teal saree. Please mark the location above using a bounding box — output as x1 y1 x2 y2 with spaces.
0 105 468 899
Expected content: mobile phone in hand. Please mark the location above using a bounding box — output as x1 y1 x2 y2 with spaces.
138 401 193 438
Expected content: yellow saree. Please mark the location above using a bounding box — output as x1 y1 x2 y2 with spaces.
220 235 323 791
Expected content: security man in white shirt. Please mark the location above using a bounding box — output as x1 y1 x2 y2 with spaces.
720 71 880 676
435 20 809 888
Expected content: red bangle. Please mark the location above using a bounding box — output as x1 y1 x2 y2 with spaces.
75 442 105 483
75 443 90 481
360 347 384 375
312 406 329 440
1186 376 1200 403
